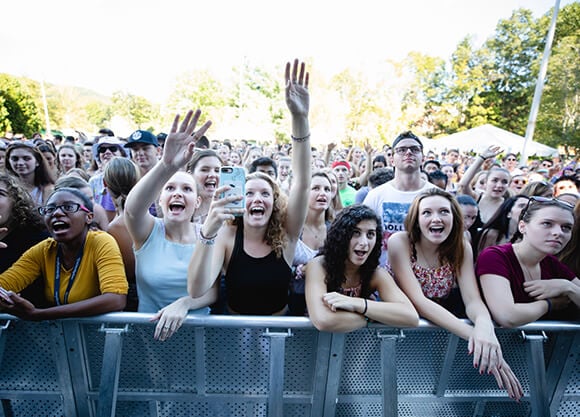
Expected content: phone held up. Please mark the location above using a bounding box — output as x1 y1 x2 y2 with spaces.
219 166 245 215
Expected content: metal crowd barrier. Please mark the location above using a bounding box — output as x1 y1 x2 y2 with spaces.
0 313 578 417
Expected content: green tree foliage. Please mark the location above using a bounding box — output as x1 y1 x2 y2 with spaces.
111 91 159 130
0 74 42 136
85 101 114 131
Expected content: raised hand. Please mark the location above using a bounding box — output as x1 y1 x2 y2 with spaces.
285 59 309 118
480 145 502 160
162 110 212 170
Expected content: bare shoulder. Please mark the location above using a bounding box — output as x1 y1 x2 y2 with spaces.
388 231 409 249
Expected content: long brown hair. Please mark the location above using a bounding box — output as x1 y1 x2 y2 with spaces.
404 188 465 274
559 202 580 276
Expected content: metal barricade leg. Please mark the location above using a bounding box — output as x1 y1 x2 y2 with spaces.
96 324 128 417
522 331 549 417
378 329 404 417
263 328 292 417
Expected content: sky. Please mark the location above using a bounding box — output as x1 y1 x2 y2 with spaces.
0 0 574 104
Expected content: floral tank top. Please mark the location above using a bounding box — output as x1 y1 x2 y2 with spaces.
410 245 456 300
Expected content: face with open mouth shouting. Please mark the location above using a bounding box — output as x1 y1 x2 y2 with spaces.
309 175 331 212
192 156 221 200
418 195 453 245
346 219 378 267
42 191 93 244
244 178 274 227
159 172 200 221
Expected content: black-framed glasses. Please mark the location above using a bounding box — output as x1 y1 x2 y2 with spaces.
38 203 91 216
394 146 422 155
98 145 119 154
520 196 574 220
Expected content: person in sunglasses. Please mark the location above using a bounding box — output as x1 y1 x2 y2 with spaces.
0 187 128 320
477 197 579 326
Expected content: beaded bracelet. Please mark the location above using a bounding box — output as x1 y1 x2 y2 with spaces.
291 133 310 143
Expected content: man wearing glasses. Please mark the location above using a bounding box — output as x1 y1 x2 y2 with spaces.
363 131 437 265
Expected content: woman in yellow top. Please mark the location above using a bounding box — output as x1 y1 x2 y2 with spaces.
0 187 128 319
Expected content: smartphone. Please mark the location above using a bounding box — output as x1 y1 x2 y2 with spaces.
220 166 245 214
0 287 14 304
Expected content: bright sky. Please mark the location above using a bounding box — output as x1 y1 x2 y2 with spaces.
0 0 572 103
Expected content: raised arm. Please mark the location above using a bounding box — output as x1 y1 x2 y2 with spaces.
456 145 501 198
285 59 312 242
351 142 373 187
125 110 211 248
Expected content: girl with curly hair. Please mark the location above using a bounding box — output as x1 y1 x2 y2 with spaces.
305 204 418 332
188 59 312 315
388 188 523 400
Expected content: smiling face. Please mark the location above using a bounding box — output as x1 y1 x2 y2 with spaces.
159 172 200 221
484 169 510 198
129 143 159 173
309 175 331 212
418 195 453 245
192 156 221 199
244 178 274 228
43 191 93 244
346 219 378 268
520 205 574 255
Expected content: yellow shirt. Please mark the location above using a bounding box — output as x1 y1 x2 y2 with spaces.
0 231 128 305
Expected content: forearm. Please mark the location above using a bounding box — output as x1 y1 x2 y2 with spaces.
187 244 219 298
565 281 580 306
290 115 311 188
31 293 126 321
457 156 483 195
491 301 549 328
415 298 474 341
125 161 175 216
181 284 218 311
367 300 419 328
310 308 367 333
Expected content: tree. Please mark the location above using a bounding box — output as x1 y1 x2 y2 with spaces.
111 91 158 130
0 74 42 136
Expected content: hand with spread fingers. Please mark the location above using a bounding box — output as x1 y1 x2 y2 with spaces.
162 110 212 170
285 59 309 119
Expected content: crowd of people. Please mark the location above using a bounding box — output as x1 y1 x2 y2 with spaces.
0 59 579 400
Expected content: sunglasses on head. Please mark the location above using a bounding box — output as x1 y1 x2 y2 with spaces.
98 145 119 154
521 196 574 219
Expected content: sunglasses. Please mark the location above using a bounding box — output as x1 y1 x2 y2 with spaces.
512 179 528 185
98 145 119 154
521 196 574 219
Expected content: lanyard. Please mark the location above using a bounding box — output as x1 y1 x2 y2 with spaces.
54 241 85 306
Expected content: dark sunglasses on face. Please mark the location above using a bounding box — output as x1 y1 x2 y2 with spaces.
38 203 91 216
98 145 119 154
512 179 528 185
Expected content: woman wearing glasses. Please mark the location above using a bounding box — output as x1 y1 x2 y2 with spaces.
0 187 128 319
477 197 580 327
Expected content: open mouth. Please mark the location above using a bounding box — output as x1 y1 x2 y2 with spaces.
429 226 445 234
204 180 217 191
249 206 265 216
51 221 70 232
168 202 185 214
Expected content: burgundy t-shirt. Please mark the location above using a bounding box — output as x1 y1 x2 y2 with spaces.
476 243 576 304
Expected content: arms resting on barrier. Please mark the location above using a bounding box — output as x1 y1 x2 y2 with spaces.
1 312 577 331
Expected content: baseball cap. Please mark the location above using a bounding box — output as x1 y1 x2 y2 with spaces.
125 130 159 148
332 160 351 170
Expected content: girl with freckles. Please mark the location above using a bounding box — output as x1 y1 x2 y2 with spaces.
304 204 419 332
388 188 523 400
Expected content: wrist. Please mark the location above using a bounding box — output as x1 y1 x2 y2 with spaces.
544 298 552 314
198 227 217 246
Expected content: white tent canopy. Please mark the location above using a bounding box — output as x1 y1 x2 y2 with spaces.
423 124 558 157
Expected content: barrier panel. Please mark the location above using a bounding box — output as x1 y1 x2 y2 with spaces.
0 313 578 417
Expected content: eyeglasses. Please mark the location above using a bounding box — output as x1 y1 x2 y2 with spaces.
520 196 574 219
394 146 422 155
512 179 528 185
541 162 553 167
98 145 119 154
38 203 91 216
506 158 516 162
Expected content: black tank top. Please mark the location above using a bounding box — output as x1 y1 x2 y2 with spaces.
224 223 292 315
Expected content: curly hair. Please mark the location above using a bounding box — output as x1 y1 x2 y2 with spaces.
319 204 383 298
5 142 54 186
233 172 287 258
404 188 465 274
0 173 44 230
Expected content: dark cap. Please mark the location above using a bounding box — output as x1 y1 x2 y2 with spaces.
392 131 423 149
125 130 159 148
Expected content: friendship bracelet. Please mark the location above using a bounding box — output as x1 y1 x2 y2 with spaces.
291 133 311 142
477 155 486 161
198 228 217 246
361 298 368 316
545 298 552 314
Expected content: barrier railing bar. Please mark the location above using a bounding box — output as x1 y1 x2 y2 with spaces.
194 327 205 394
310 331 332 417
473 400 486 416
49 322 77 417
549 332 580 416
436 333 460 397
0 320 10 417
96 325 128 417
323 333 345 417
263 328 292 417
377 329 404 417
522 331 550 417
61 321 93 417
